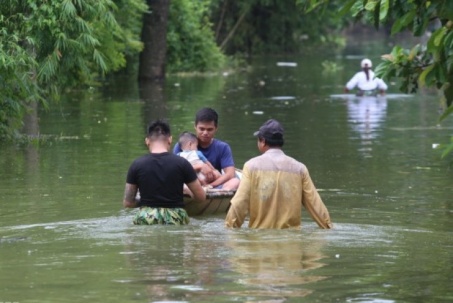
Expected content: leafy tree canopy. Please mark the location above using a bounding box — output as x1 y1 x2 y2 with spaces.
166 0 225 73
209 0 347 55
0 0 145 140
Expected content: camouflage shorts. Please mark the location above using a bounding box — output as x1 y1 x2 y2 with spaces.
133 207 190 225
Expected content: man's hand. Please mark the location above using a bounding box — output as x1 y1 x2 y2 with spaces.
200 163 216 183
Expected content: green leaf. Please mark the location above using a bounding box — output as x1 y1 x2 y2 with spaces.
444 83 453 108
433 27 447 47
441 140 453 158
439 103 453 122
374 61 389 78
413 15 429 36
427 29 441 53
364 1 378 11
390 45 403 58
373 1 381 29
350 1 364 18
62 0 77 17
93 49 107 72
379 0 389 21
444 30 453 49
408 44 420 61
339 0 358 16
419 64 435 87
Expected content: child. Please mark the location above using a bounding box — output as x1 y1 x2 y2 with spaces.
177 132 221 186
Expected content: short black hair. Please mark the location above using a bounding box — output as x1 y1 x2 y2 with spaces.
178 131 197 148
147 119 171 139
195 107 218 127
258 135 284 147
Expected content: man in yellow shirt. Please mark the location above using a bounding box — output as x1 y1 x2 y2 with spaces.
225 119 332 229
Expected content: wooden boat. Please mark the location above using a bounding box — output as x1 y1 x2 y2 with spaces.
184 169 242 216
184 188 236 216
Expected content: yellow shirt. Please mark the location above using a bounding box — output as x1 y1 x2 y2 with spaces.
225 149 332 229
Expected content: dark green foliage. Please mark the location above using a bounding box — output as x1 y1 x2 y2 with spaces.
0 0 145 141
166 0 225 73
209 0 346 56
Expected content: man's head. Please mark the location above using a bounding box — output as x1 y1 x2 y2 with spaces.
194 108 219 148
254 119 284 148
145 119 172 147
178 131 198 150
195 107 218 126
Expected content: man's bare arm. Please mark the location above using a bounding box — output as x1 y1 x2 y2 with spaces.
186 179 206 201
123 183 139 208
209 166 235 188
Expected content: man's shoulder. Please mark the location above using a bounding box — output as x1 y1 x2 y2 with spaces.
245 154 264 164
211 138 231 148
132 154 150 163
245 152 306 172
244 154 270 168
280 153 306 169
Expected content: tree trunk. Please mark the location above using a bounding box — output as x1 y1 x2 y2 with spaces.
138 0 171 82
22 102 39 137
140 81 167 123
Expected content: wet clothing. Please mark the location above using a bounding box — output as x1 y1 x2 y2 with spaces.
225 149 332 229
346 70 388 92
173 139 234 172
126 152 197 208
133 207 190 225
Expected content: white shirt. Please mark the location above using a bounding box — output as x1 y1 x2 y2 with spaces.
178 150 205 165
346 70 388 91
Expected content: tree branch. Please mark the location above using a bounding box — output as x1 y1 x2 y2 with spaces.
219 8 248 51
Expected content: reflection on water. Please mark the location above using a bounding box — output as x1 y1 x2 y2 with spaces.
347 95 387 157
348 96 387 139
225 231 328 300
139 81 168 123
1 48 453 302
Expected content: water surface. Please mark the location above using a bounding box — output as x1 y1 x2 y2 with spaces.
1 41 452 302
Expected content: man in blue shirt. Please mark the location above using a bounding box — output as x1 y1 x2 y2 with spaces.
173 107 240 190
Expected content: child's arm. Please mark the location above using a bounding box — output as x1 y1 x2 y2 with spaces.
197 150 221 180
196 151 208 163
196 151 221 178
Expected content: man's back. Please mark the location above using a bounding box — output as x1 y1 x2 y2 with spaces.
225 149 332 229
127 152 197 207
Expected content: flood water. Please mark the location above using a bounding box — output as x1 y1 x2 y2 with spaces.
1 38 452 302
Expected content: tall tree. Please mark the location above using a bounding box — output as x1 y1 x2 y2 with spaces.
138 0 171 82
